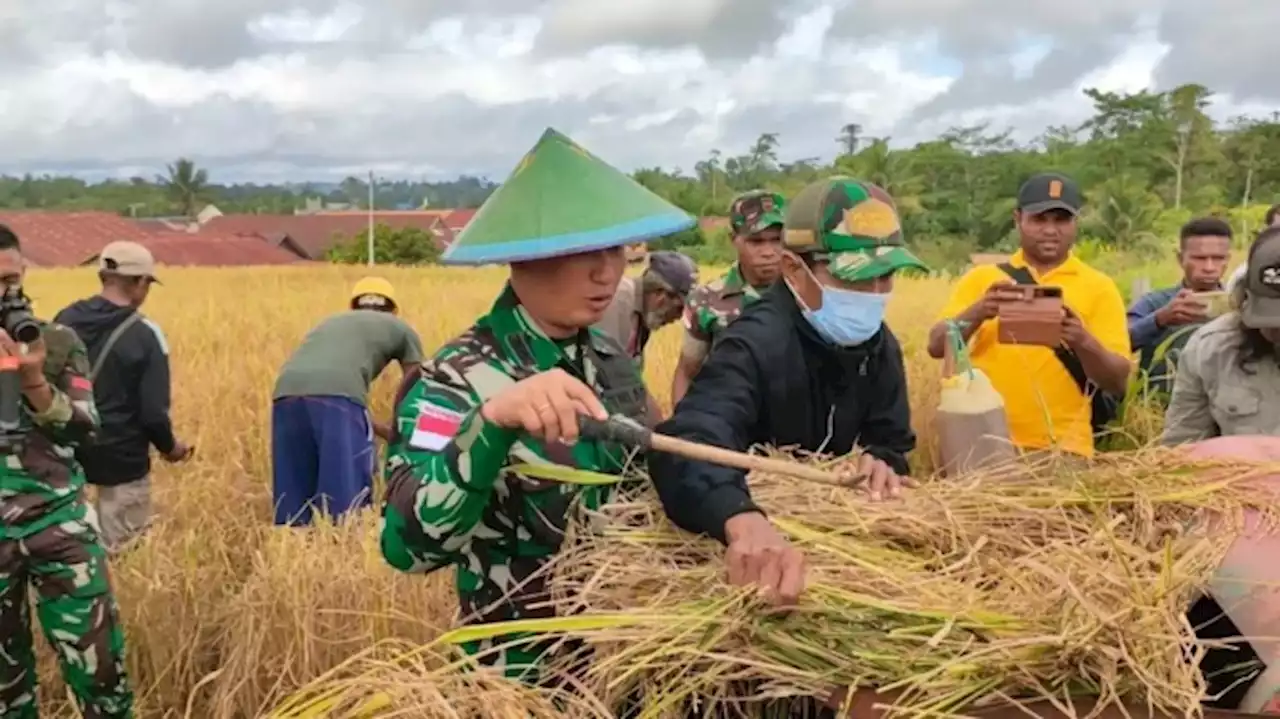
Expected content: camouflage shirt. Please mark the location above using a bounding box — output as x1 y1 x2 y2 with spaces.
680 264 766 358
379 285 649 681
0 321 99 540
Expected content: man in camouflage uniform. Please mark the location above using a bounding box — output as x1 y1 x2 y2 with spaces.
0 225 133 719
378 130 809 694
672 189 786 404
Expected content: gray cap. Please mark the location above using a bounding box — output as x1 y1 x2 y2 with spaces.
1241 230 1280 328
645 250 698 296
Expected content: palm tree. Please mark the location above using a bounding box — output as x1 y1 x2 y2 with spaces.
159 158 210 219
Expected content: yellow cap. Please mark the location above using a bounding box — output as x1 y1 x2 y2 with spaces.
350 276 396 308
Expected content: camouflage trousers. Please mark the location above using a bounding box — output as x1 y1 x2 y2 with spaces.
0 514 133 719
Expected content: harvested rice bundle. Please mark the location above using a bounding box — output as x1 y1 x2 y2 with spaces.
264 638 609 719
529 448 1278 718
263 448 1278 719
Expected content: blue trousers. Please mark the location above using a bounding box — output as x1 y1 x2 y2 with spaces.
271 395 375 526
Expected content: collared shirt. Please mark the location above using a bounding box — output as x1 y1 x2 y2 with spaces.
680 264 767 360
1160 312 1280 446
380 284 649 682
1127 282 1218 396
938 249 1131 457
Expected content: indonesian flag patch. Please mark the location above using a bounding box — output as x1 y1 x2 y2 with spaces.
408 404 465 451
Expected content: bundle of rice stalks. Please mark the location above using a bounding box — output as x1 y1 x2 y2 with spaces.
516 448 1279 717
264 448 1278 719
264 638 614 719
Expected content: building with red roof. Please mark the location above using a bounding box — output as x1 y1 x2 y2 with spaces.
200 211 453 259
0 211 145 267
80 232 307 267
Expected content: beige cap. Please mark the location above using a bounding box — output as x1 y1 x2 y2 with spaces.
99 241 159 282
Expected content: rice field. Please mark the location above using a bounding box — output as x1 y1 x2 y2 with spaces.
19 263 1171 718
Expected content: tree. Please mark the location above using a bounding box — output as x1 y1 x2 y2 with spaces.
837 123 862 156
327 225 442 265
159 158 210 219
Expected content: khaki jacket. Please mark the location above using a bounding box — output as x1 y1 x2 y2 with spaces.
1160 312 1280 446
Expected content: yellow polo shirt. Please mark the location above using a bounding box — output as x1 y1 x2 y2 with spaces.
938 251 1131 457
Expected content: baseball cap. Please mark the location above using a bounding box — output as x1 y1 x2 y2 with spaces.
1017 172 1083 216
645 250 698 297
99 241 159 283
781 176 929 283
729 190 786 236
1240 230 1280 329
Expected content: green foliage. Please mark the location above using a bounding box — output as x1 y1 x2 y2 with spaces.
0 167 495 217
9 83 1280 277
326 224 441 266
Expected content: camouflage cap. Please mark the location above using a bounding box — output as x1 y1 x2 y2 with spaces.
782 176 929 283
729 190 786 236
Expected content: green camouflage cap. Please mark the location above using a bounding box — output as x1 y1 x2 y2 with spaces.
782 176 929 282
729 190 786 236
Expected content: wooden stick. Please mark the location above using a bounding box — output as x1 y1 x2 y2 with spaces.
647 433 853 488
579 414 857 488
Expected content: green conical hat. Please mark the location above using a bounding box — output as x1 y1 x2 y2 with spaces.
441 128 696 265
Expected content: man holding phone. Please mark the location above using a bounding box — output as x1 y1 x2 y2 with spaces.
1127 217 1232 397
926 173 1131 459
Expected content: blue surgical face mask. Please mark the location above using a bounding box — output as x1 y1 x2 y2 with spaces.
791 269 888 346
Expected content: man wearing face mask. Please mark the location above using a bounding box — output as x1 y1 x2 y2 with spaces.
647 177 926 717
1161 225 1280 444
651 176 926 541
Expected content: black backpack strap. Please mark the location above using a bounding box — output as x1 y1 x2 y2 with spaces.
997 262 1036 287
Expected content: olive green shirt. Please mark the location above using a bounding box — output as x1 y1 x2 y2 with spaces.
272 310 424 406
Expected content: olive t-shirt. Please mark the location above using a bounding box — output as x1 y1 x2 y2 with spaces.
272 310 424 406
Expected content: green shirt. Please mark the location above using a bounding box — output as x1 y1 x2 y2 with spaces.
379 285 648 682
0 321 100 540
682 264 767 348
272 310 424 405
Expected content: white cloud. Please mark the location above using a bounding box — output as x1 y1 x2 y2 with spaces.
1 0 1277 182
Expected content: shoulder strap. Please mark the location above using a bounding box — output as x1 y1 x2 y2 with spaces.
996 263 1091 395
997 262 1037 286
90 312 144 384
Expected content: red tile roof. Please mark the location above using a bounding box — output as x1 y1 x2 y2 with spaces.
82 232 307 267
201 212 451 258
443 208 477 231
0 211 147 266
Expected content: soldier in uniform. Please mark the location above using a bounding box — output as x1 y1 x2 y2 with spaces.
377 130 808 691
0 225 133 718
672 189 786 404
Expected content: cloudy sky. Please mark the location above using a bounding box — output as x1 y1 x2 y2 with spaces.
2 0 1277 183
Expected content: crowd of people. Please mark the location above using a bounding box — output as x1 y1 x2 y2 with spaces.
1 124 1278 717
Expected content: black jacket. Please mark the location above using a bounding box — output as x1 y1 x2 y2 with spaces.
54 296 176 485
649 283 916 543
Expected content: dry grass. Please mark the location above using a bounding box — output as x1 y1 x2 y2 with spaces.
17 264 1157 717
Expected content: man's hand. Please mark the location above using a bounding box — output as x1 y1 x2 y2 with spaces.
163 442 194 463
0 330 47 386
480 368 608 446
962 280 1017 324
1061 307 1091 350
856 453 911 501
723 512 806 607
1154 289 1208 328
